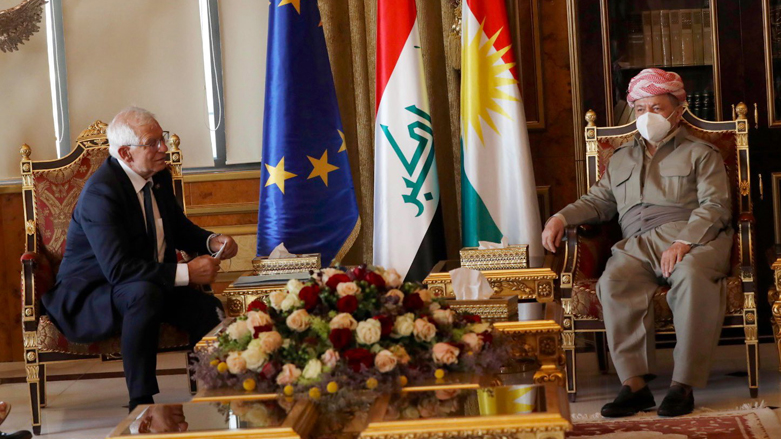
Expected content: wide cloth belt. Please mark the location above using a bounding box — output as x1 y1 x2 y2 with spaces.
620 203 694 238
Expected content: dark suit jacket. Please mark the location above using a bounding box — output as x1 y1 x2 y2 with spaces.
43 156 213 343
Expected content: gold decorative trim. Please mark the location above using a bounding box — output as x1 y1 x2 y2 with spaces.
334 216 361 264
26 364 39 381
253 254 320 275
184 169 261 183
598 0 614 125
0 183 21 194
460 245 529 270
445 296 519 323
77 120 108 138
186 203 259 216
567 0 587 196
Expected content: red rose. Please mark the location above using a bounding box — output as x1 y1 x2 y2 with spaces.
364 271 386 289
326 273 352 290
352 266 367 281
298 285 320 311
329 328 353 350
478 331 493 346
337 295 359 313
253 325 273 338
247 299 268 313
304 336 319 346
260 361 280 380
343 348 374 372
403 293 424 311
462 314 482 324
373 315 393 337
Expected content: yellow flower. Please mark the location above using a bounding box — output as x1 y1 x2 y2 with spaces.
399 375 408 387
327 381 339 394
243 378 256 391
210 359 220 367
284 385 295 396
309 387 321 400
434 369 446 379
217 362 229 374
366 378 379 390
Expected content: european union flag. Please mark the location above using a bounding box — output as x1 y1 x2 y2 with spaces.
257 0 360 265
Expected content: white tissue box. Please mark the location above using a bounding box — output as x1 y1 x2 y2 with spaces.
459 244 529 271
251 253 321 275
445 295 519 323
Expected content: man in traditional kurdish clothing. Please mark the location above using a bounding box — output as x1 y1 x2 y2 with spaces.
542 68 733 417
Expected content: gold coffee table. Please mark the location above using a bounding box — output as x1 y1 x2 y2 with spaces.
423 255 558 303
217 273 290 317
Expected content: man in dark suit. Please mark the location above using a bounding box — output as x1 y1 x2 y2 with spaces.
43 107 238 412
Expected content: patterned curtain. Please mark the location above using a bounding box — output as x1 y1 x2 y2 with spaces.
319 0 463 264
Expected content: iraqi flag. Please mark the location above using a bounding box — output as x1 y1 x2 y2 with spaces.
460 0 542 258
373 0 446 282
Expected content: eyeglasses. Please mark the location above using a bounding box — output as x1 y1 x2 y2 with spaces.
125 131 169 151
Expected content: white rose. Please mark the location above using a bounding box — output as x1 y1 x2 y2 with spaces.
276 364 301 386
257 331 283 353
336 282 360 297
286 279 304 295
392 313 415 338
382 268 403 288
269 291 287 310
413 318 437 342
329 313 358 330
468 323 491 334
286 309 311 332
241 345 268 372
432 309 455 327
226 351 247 374
302 359 323 379
280 293 302 312
245 311 274 333
321 349 340 368
356 319 382 345
374 349 398 373
461 332 484 353
227 320 251 341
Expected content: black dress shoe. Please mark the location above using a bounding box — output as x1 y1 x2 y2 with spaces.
0 431 33 439
601 385 656 418
657 385 694 417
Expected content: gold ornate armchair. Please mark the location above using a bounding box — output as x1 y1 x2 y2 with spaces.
559 104 758 401
20 121 196 434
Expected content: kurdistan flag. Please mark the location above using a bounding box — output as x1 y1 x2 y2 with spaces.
373 0 446 281
460 0 542 258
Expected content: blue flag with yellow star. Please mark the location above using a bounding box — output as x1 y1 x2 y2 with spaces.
257 0 360 265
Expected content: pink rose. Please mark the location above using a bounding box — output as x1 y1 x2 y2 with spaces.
413 318 437 342
257 331 283 353
385 289 405 302
432 343 460 365
336 281 360 297
268 291 287 310
226 351 247 374
286 309 311 332
461 333 484 353
389 345 411 365
276 363 302 386
329 313 358 330
374 349 398 373
245 310 273 332
321 349 340 368
417 288 433 303
432 309 455 327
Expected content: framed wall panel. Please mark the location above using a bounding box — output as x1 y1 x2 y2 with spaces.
507 0 546 129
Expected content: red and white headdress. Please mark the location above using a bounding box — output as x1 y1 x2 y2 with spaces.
627 68 687 107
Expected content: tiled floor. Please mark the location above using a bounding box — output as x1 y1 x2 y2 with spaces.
0 343 780 438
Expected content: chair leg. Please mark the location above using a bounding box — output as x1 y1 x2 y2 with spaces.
595 332 610 373
770 289 781 372
562 330 577 402
26 356 42 435
744 292 759 398
39 363 47 408
746 341 759 398
186 352 198 395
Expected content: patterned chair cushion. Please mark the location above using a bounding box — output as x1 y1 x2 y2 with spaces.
570 276 744 330
37 315 190 355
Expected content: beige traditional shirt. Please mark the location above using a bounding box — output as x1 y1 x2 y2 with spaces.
554 125 731 245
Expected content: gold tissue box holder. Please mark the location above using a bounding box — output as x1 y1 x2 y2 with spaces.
445 295 519 323
459 244 529 270
251 253 321 275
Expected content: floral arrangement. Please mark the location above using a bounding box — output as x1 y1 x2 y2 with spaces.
194 265 505 401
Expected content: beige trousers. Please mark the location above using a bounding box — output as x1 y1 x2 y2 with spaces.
596 221 733 388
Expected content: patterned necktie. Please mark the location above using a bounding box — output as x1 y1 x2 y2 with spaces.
142 182 158 262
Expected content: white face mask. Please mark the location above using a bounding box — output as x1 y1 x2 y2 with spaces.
635 109 678 143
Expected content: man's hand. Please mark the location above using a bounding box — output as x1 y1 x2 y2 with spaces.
542 216 565 253
661 241 692 278
187 255 220 285
209 234 238 260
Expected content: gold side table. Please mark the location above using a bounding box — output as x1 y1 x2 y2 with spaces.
423 255 558 303
217 273 289 317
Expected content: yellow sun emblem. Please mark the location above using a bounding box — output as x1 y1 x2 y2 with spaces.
461 19 519 149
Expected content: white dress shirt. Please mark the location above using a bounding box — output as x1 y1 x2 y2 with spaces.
118 160 190 286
